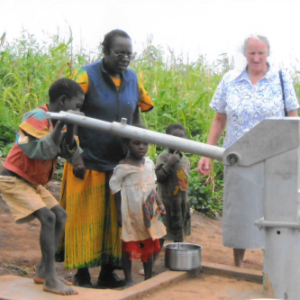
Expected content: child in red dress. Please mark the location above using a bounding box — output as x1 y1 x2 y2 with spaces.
109 128 166 286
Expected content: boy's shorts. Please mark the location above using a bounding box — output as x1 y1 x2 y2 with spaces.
0 175 58 224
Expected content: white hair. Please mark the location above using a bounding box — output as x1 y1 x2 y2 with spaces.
243 34 270 56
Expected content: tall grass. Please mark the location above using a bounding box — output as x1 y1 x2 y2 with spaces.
0 32 231 135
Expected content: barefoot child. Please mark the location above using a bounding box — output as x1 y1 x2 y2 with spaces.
156 124 191 244
109 127 166 285
0 78 84 296
138 124 191 276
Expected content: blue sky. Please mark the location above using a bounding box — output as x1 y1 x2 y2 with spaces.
2 0 300 70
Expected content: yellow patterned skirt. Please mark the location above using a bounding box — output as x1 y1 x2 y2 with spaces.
56 162 122 269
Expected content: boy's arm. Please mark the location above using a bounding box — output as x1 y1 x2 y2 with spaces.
64 125 86 180
65 123 76 151
50 120 66 145
60 112 84 163
18 110 83 161
59 134 83 163
63 110 84 149
155 151 181 182
17 118 65 161
155 164 171 182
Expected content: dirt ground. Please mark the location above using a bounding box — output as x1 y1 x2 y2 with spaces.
0 172 264 298
140 273 265 300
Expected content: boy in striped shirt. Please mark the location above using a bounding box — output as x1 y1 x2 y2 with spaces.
0 78 84 296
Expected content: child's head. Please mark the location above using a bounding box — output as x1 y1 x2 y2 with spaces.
48 78 85 112
166 124 186 138
166 124 186 153
126 124 149 159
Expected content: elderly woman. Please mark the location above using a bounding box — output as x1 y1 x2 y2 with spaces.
55 29 153 288
198 35 299 267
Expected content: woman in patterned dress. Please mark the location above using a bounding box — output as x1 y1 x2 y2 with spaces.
198 34 299 267
55 29 154 288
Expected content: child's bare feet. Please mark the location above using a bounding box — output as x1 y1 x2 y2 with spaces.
43 277 78 295
34 268 72 286
138 253 158 276
138 268 145 276
33 276 73 286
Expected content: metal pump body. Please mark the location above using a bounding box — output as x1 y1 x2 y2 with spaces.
223 118 300 299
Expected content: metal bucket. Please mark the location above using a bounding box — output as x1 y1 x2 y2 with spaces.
164 242 202 271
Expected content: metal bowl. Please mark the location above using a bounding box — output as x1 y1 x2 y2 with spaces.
164 242 202 271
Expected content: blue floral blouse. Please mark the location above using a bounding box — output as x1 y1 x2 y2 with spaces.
210 66 300 148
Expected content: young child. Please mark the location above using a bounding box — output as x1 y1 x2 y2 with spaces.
0 78 84 296
156 124 191 244
109 126 166 286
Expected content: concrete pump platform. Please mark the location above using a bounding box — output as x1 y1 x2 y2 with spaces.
0 262 265 300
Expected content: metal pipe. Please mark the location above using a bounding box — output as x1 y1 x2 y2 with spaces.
46 111 225 161
255 218 300 229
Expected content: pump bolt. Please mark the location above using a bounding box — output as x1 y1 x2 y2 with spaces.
227 153 239 165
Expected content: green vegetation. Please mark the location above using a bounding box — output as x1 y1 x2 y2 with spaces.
1 32 299 216
4 264 28 276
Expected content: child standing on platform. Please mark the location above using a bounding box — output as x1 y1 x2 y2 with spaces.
156 124 191 244
0 78 84 296
109 126 166 286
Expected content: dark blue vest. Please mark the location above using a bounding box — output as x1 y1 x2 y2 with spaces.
79 60 140 172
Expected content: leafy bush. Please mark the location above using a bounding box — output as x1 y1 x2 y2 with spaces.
0 124 16 157
188 165 223 217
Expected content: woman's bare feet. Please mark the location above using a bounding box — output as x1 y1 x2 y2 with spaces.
43 277 78 295
233 248 246 267
124 280 135 288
